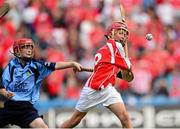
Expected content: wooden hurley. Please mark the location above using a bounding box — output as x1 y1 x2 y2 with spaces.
0 3 10 19
81 67 94 72
119 4 129 58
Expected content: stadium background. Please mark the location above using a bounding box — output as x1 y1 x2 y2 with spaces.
0 0 180 128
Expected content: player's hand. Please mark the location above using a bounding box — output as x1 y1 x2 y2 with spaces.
121 69 134 82
0 89 14 100
72 62 83 72
7 91 14 99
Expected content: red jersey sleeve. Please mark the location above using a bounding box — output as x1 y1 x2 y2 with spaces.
106 39 131 70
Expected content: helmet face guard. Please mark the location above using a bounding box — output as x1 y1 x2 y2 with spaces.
13 38 35 59
105 21 129 39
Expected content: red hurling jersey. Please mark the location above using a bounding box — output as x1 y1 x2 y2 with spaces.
85 39 131 90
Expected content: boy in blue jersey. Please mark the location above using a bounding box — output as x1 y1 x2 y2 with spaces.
0 38 83 128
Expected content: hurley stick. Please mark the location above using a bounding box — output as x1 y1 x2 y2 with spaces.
119 4 129 58
0 3 10 19
81 67 94 72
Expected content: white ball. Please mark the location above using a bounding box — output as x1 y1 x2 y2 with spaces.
146 33 153 41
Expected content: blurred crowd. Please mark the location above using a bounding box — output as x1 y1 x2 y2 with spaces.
0 0 180 106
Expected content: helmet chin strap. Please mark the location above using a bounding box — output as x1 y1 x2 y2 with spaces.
9 51 19 58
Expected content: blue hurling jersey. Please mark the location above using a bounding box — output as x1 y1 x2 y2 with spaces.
2 58 56 104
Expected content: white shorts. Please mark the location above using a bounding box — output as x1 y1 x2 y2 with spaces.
75 84 123 112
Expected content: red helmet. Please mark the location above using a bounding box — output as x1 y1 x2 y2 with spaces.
13 38 35 58
105 21 129 37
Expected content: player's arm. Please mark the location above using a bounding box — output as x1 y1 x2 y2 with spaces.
0 88 14 108
115 42 134 82
0 88 8 101
115 55 134 82
0 66 14 105
0 74 9 104
0 88 14 101
55 61 83 72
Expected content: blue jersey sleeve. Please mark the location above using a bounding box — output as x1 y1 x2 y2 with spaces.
0 75 5 89
35 59 56 79
0 68 4 89
1 64 12 88
0 79 4 89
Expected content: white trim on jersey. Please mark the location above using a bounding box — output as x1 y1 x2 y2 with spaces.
124 58 131 69
107 42 115 64
115 41 131 69
115 41 125 58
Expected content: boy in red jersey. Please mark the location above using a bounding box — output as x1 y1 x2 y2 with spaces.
60 21 134 128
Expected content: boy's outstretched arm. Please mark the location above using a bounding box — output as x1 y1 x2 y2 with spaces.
55 61 83 72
